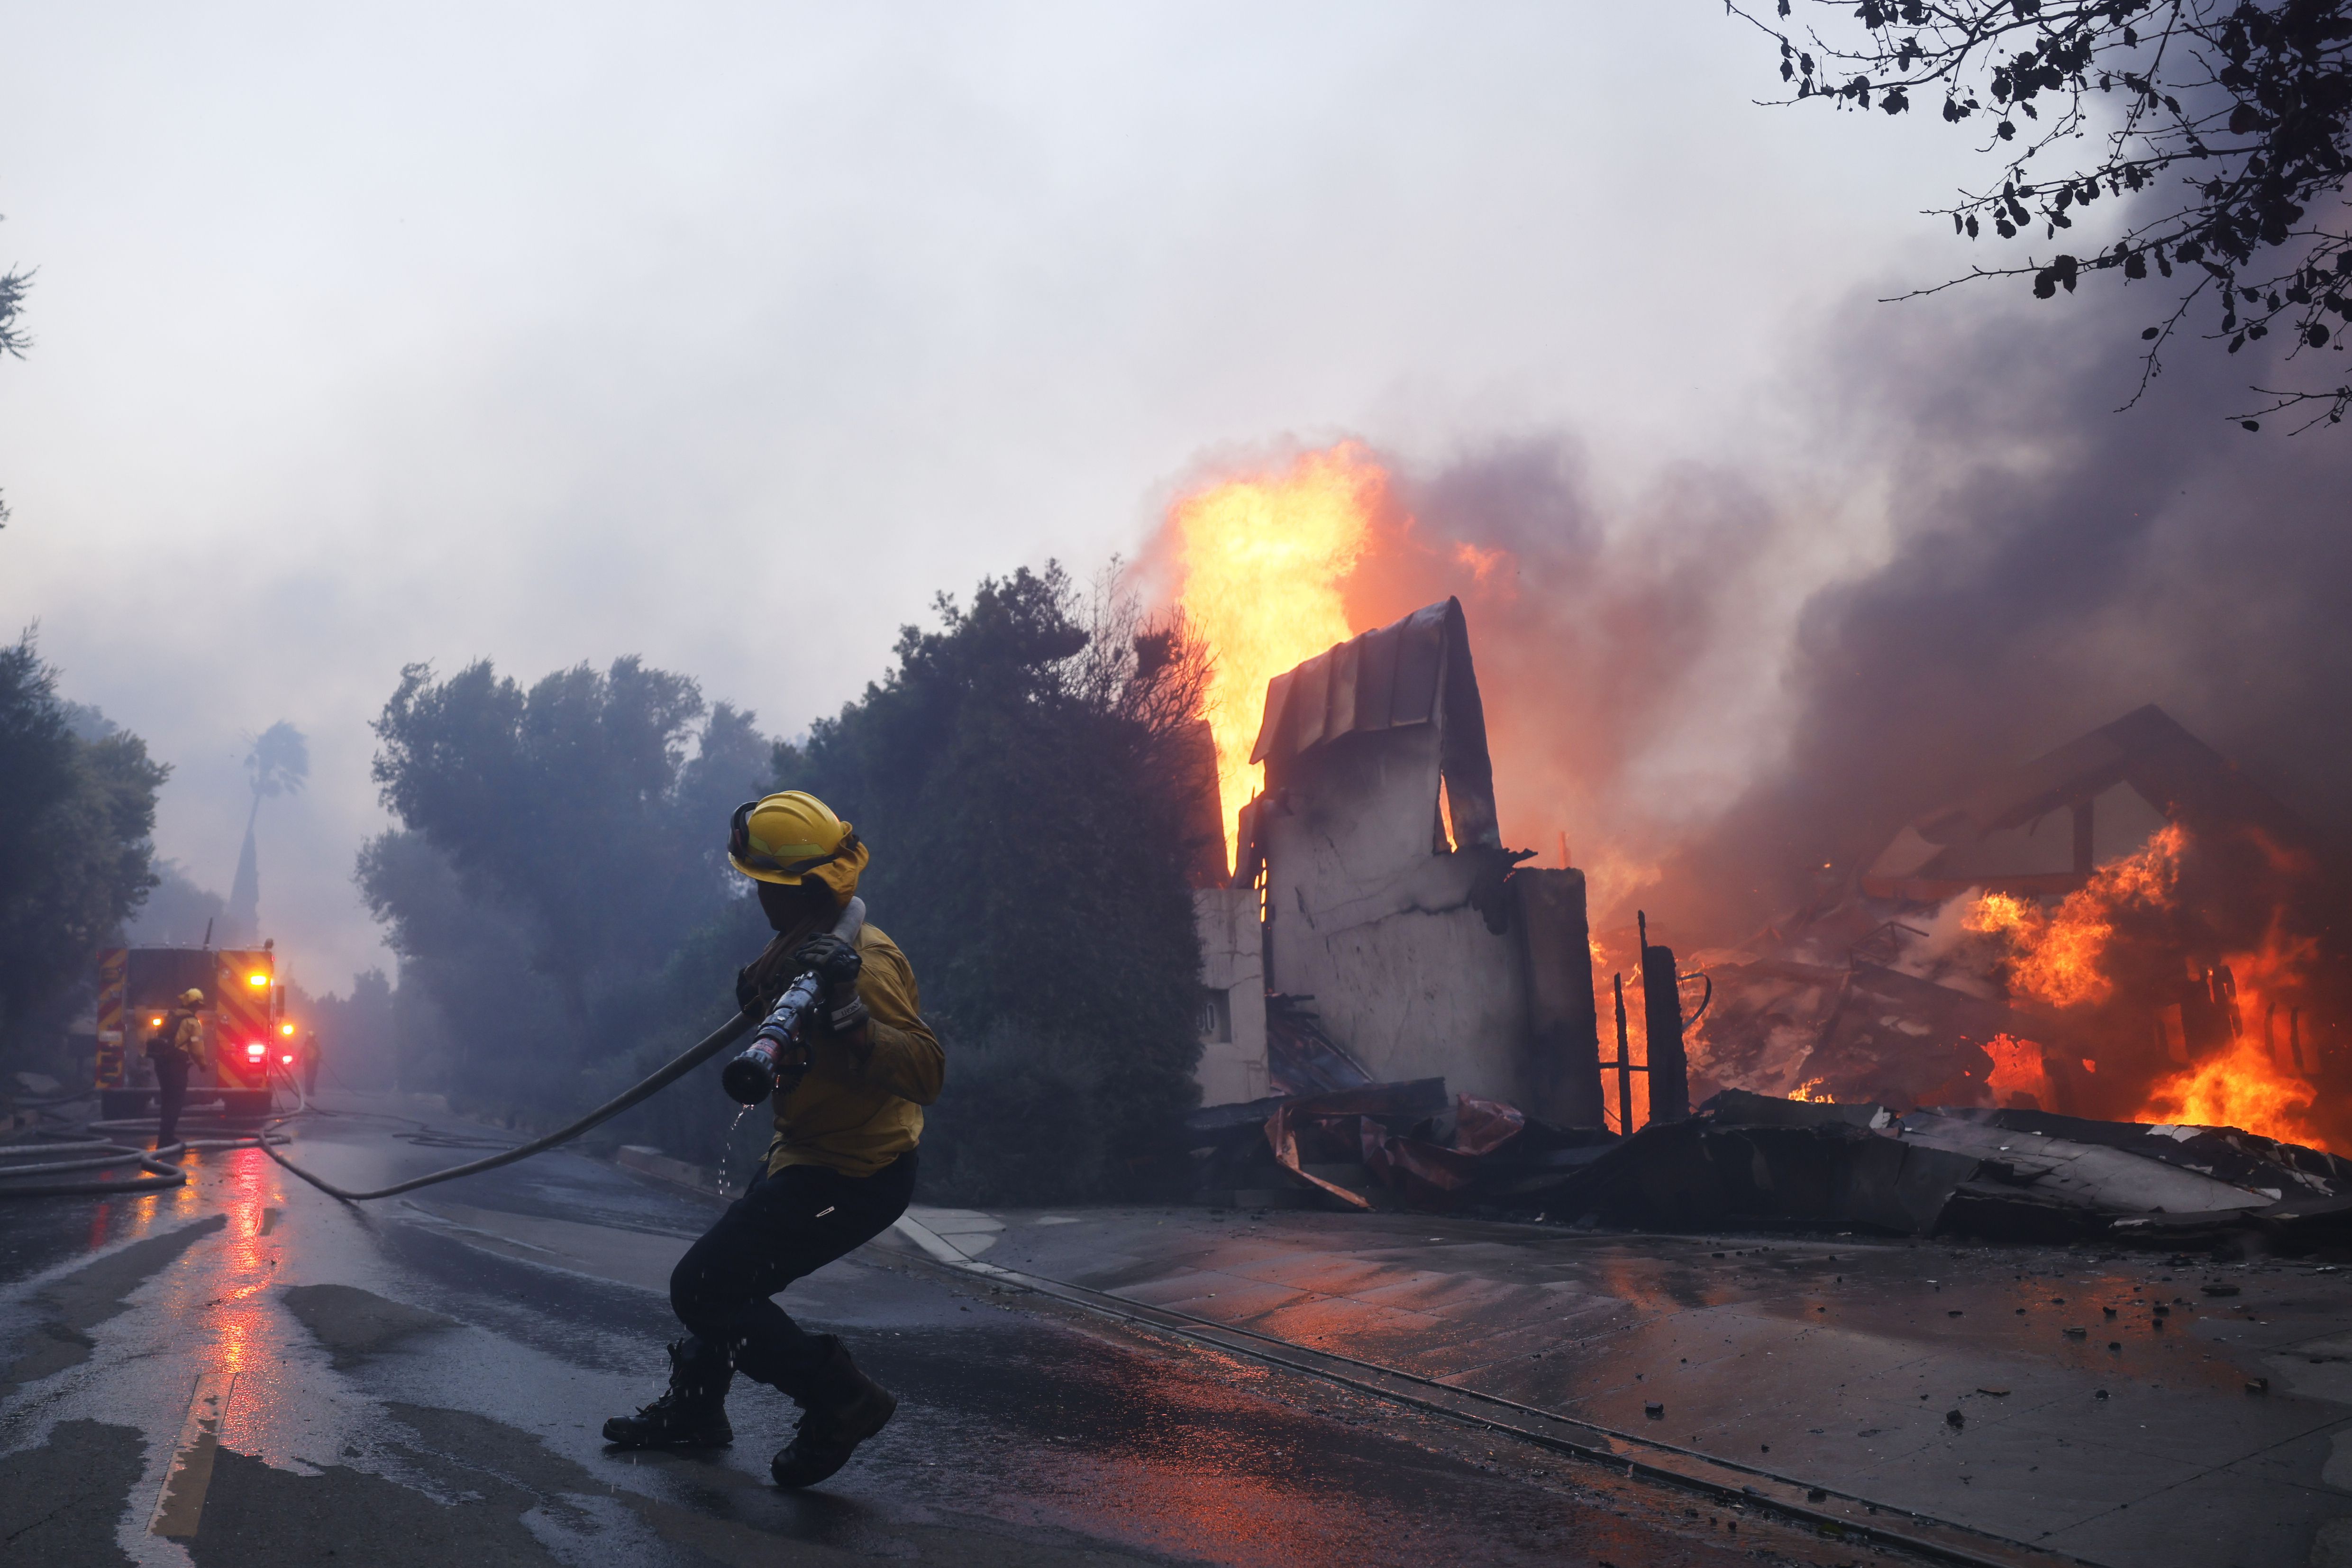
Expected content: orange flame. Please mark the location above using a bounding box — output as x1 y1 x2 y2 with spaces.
1983 1033 2053 1107
1167 445 1382 869
1963 825 2185 1009
2142 1034 2320 1146
1968 824 2330 1149
2138 910 2326 1146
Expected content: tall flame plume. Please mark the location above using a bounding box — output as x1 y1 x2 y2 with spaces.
1166 445 1381 870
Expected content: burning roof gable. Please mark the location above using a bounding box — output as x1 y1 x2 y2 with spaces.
1248 596 1500 853
1864 703 2317 902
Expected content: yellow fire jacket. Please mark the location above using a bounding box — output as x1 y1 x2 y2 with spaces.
743 918 944 1179
149 1009 209 1070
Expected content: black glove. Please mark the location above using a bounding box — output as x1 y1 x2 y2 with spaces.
792 934 868 1035
734 965 761 1017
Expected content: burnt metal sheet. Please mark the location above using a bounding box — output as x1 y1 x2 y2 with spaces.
1952 1106 2351 1199
1250 597 1501 854
1250 600 1447 758
1551 1116 1979 1235
1895 1111 2276 1215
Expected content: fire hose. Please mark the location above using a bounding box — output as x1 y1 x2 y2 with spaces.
248 896 864 1203
1 899 864 1203
0 1114 295 1198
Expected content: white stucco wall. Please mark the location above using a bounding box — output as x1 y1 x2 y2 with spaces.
1192 885 1269 1106
1259 724 1531 1103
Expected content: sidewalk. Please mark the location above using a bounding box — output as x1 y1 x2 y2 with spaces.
889 1205 2352 1568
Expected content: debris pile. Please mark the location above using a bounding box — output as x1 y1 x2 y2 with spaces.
1686 706 2349 1150
1557 1090 2352 1250
1192 1081 2352 1252
1185 1079 1613 1211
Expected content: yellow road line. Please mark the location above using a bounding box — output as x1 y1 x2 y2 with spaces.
148 1371 236 1539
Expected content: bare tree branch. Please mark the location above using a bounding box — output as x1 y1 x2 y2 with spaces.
1731 0 2352 428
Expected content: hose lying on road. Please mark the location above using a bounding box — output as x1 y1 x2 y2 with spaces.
2 1006 753 1203
252 1010 754 1203
0 1118 292 1198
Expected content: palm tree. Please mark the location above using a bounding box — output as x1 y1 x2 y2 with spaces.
221 721 307 945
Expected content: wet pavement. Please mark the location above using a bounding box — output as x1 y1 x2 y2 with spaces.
0 1097 1879 1568
958 1206 2352 1568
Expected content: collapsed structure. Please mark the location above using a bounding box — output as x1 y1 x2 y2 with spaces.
1689 704 2346 1130
1182 610 2352 1242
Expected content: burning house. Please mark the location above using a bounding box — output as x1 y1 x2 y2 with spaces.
1188 597 1615 1125
1155 448 2350 1233
1178 604 2352 1237
1688 705 2350 1151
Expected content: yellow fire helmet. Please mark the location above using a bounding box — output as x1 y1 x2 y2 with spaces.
179 988 206 1007
727 791 866 894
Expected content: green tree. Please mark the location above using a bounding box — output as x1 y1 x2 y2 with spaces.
0 215 29 528
1743 0 2352 427
362 657 772 1118
784 565 1212 1202
0 634 168 1059
369 657 768 1031
356 827 561 1106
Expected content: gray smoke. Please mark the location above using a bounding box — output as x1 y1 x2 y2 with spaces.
1399 279 2352 944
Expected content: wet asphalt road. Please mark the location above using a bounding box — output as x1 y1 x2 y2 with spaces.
0 1100 1876 1568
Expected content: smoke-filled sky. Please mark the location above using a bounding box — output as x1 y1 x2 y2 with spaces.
4 2 2342 991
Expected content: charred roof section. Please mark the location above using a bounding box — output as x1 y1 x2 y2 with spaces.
1250 596 1500 854
1864 703 2320 901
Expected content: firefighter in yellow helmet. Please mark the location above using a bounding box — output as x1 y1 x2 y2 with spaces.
604 791 943 1489
146 988 210 1150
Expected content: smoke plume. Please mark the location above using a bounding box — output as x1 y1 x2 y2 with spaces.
1265 283 2352 945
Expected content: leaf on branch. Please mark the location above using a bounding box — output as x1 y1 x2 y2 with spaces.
2031 255 2079 298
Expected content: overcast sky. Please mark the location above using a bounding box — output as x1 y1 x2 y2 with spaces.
0 3 2001 992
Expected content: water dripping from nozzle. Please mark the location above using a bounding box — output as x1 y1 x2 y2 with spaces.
717 1104 755 1198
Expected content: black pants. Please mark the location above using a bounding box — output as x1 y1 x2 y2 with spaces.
668 1150 917 1400
152 1054 190 1147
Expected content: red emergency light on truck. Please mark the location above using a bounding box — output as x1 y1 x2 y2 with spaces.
95 941 286 1121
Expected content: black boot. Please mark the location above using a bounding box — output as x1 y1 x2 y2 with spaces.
769 1338 895 1488
603 1338 734 1448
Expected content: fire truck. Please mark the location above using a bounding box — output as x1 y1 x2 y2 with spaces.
94 940 296 1121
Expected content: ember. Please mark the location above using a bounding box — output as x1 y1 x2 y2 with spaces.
1981 1034 2052 1108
